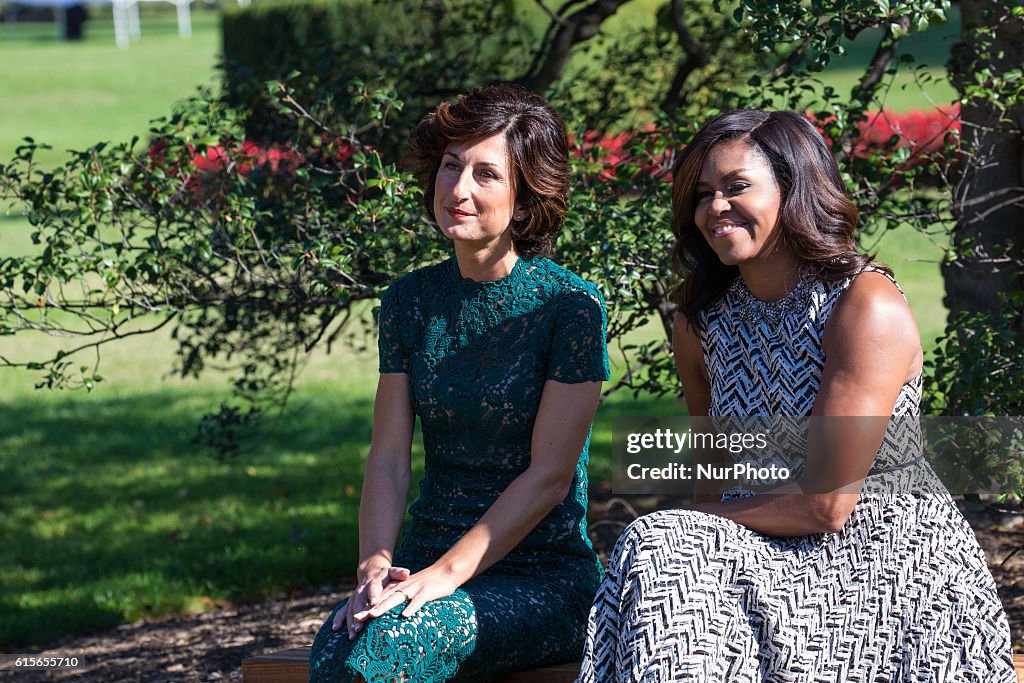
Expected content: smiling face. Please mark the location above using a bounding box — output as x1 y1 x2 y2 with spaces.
694 140 785 269
433 133 522 250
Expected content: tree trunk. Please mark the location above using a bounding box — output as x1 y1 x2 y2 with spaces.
944 0 1024 324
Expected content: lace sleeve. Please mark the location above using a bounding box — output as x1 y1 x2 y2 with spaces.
546 284 611 383
377 280 409 374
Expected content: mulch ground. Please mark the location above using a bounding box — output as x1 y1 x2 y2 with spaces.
6 496 1023 682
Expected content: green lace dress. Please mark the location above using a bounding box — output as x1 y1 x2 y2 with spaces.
309 255 610 682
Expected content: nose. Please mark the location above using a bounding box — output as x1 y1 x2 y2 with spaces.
710 190 730 214
451 168 473 200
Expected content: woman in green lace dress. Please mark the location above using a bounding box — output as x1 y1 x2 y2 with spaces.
308 84 610 682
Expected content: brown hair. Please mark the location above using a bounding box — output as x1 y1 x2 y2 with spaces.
670 109 890 329
405 83 570 257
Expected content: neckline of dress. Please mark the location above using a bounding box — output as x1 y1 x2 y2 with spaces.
727 274 814 325
449 255 528 292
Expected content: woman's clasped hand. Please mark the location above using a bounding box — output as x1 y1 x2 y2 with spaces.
333 564 409 638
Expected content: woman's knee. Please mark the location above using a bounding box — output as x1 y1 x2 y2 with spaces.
609 509 733 579
349 598 476 678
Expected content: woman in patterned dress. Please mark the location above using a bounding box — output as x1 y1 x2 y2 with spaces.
577 109 1015 682
309 84 610 682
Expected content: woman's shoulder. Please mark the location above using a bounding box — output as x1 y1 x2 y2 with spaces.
525 256 605 301
384 258 453 297
824 268 922 359
408 257 454 282
813 266 904 322
831 269 911 318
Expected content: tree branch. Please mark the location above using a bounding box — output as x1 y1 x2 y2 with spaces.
660 0 709 115
769 31 817 81
0 315 177 372
533 0 567 25
517 0 634 93
769 16 880 82
601 341 671 399
853 19 909 106
965 194 1024 224
956 185 1024 209
835 14 910 163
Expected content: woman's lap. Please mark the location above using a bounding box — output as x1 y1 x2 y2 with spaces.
310 571 593 683
580 499 1015 682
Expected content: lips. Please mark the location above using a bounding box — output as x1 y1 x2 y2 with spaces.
446 207 473 219
711 221 745 237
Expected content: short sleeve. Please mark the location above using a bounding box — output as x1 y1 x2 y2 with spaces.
377 280 409 374
546 284 611 383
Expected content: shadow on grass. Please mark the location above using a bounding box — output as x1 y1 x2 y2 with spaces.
0 388 376 648
1 387 674 648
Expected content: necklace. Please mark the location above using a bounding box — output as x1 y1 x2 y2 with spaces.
727 275 814 325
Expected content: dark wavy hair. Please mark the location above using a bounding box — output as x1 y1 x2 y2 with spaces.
670 109 890 329
405 84 571 257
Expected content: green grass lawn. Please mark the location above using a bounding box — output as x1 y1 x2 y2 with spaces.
0 1 962 649
0 5 221 170
0 379 375 645
0 315 395 646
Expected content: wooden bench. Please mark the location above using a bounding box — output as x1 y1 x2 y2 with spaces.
242 647 579 682
243 647 1024 682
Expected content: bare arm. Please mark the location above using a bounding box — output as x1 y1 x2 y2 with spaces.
358 372 415 572
672 312 732 503
333 372 414 637
679 272 923 536
362 378 602 618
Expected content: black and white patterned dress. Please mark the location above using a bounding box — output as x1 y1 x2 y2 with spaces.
577 273 1016 682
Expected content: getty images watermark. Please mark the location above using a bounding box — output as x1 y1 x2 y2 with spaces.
612 415 1024 496
624 427 790 484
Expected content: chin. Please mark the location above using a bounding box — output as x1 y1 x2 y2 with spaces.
712 250 744 267
711 240 763 266
438 223 467 240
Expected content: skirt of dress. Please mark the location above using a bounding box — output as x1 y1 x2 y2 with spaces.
309 571 594 683
577 495 1016 683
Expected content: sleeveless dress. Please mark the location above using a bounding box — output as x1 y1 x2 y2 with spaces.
309 255 610 683
577 272 1016 682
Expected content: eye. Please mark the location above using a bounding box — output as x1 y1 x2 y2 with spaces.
694 190 714 202
727 182 750 194
442 161 460 171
